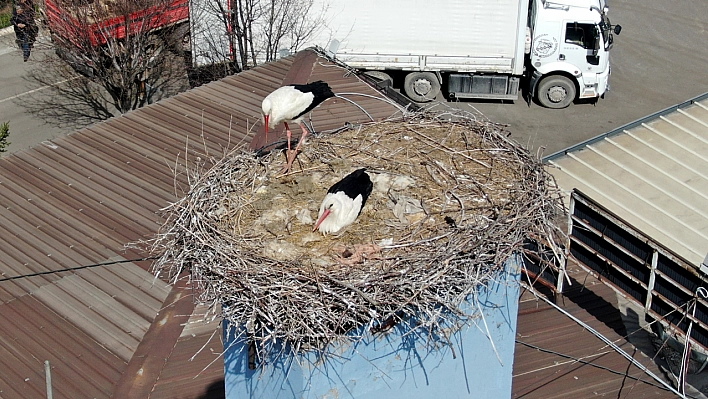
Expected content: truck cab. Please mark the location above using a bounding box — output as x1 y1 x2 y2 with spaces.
529 0 620 108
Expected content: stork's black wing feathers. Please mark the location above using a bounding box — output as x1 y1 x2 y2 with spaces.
290 81 335 118
328 168 374 214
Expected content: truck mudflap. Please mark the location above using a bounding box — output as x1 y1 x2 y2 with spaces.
527 70 543 105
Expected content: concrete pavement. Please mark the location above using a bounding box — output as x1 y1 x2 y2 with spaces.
0 26 14 55
0 23 74 156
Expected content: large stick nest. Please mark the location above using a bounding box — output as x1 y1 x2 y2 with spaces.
147 112 567 358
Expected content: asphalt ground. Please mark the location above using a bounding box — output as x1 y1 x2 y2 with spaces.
1 0 707 157
0 24 72 154
430 0 708 157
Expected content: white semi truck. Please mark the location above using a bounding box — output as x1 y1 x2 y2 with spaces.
310 0 621 108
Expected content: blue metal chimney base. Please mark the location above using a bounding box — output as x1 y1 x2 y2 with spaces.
223 257 521 399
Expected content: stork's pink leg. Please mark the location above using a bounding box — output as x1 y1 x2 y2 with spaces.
291 123 309 156
281 123 309 173
283 122 292 151
280 122 295 173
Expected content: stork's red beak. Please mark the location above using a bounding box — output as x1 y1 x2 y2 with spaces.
313 208 331 232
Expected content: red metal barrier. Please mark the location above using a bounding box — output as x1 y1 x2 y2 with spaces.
44 0 189 47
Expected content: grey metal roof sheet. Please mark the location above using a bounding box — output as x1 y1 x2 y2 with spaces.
0 49 402 398
546 93 708 267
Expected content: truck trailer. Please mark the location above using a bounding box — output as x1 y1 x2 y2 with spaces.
309 0 621 108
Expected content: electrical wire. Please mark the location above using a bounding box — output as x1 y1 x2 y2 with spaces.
0 256 158 282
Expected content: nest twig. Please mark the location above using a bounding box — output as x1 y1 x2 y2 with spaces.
142 111 568 363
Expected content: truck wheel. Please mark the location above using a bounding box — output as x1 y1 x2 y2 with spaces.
537 76 576 109
403 72 441 103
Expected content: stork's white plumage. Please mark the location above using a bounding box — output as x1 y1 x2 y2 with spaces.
262 81 334 172
314 168 373 234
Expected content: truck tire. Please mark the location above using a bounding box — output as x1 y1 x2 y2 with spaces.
403 72 441 103
537 76 576 109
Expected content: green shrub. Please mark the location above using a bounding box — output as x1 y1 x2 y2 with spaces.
0 13 11 29
0 1 11 30
0 121 10 153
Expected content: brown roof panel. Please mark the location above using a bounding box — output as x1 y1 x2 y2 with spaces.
0 49 402 398
0 295 126 398
32 279 144 361
513 262 673 398
21 150 162 228
150 305 224 399
149 331 225 399
70 125 187 193
6 150 153 242
53 140 175 207
74 266 169 320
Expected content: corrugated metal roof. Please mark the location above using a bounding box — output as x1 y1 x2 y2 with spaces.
150 305 224 399
546 93 708 267
513 261 672 398
0 295 126 398
0 49 402 398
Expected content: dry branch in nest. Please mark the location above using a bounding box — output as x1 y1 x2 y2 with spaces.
146 112 568 361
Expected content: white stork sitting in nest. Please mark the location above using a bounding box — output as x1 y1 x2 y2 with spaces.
314 168 373 234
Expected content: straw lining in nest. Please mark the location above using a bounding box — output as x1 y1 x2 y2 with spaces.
147 113 567 359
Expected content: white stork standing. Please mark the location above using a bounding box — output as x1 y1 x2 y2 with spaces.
262 80 335 173
313 168 374 234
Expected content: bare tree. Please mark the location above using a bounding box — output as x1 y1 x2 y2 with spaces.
260 0 326 62
25 0 190 128
25 0 329 128
188 0 248 76
188 0 328 80
285 0 329 54
231 0 259 69
256 0 329 63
